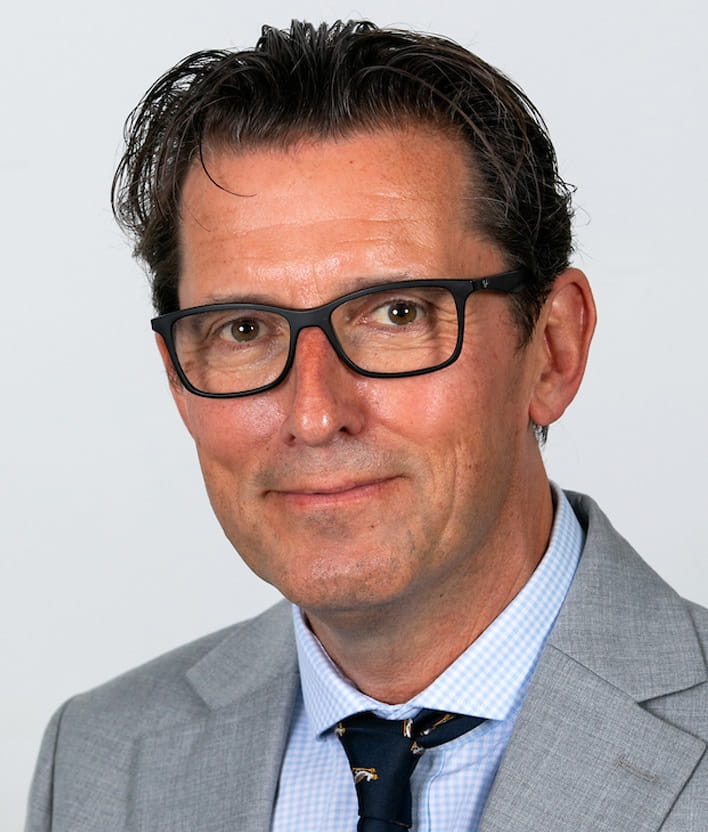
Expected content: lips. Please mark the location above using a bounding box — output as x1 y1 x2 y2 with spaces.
274 476 394 495
267 475 400 506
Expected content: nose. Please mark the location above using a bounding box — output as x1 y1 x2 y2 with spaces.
279 326 366 446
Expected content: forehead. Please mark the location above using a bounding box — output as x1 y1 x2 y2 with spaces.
177 128 496 307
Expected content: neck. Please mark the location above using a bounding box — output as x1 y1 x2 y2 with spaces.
304 478 555 704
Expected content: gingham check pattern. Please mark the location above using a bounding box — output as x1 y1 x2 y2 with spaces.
271 485 584 832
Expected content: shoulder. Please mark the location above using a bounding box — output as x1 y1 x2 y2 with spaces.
57 599 295 741
554 491 708 726
564 490 705 612
26 601 297 830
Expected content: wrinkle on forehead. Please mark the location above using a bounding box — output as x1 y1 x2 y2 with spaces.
180 128 474 232
176 128 503 309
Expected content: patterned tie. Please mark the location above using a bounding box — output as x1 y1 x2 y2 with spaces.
335 709 485 831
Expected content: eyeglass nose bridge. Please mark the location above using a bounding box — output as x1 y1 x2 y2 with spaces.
276 305 360 387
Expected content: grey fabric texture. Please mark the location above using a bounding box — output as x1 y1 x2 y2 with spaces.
25 493 708 831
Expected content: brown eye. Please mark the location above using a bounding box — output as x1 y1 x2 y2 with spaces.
386 301 418 325
367 298 425 327
221 319 261 342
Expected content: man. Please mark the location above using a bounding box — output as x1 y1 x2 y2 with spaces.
26 20 707 831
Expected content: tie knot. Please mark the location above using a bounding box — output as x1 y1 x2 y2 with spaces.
335 710 484 831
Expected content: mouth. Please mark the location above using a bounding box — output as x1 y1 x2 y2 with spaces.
268 476 400 507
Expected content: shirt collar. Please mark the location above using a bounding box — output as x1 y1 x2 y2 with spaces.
294 483 584 738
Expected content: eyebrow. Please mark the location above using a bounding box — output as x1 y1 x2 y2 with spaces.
200 292 284 306
198 274 417 307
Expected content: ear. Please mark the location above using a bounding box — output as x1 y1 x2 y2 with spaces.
528 268 596 429
154 333 194 437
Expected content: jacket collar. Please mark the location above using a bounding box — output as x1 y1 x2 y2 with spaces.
479 492 706 832
186 599 297 709
550 491 705 701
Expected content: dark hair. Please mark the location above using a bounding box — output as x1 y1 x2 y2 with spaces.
112 19 574 343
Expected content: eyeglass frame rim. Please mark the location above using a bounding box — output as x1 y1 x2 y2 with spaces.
150 267 530 399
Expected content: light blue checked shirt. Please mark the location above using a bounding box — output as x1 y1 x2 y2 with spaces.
272 486 584 832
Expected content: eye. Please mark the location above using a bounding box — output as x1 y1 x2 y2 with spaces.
371 299 424 326
219 318 262 342
386 301 418 325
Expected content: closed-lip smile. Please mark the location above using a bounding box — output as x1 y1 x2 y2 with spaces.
268 476 400 504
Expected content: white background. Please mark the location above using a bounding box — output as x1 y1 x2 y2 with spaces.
2 1 706 826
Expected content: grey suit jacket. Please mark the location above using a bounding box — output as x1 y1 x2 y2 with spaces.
25 493 708 830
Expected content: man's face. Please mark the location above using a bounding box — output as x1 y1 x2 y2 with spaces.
167 128 546 621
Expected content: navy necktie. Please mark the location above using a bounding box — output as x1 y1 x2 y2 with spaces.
335 709 485 831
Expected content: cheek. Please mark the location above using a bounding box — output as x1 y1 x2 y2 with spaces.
367 374 492 510
181 394 285 466
372 363 494 441
380 355 529 481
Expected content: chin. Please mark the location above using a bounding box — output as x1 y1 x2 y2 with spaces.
283 567 418 618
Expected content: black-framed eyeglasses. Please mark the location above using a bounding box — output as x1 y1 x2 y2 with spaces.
151 268 529 398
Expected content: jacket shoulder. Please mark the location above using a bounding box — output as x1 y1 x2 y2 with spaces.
555 491 708 704
26 601 295 831
61 599 293 739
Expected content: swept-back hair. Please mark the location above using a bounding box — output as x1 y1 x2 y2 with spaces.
112 19 574 342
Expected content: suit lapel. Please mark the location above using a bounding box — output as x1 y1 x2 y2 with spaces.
132 602 299 832
480 494 707 832
479 649 704 832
